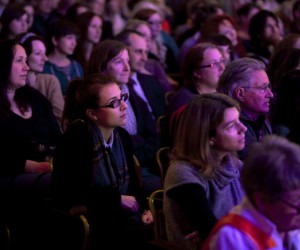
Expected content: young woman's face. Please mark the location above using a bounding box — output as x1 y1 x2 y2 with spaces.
28 40 47 72
87 15 103 44
218 19 238 46
104 49 130 84
23 4 34 28
54 34 77 56
9 45 29 90
262 16 280 45
94 83 127 128
9 13 28 38
210 107 247 158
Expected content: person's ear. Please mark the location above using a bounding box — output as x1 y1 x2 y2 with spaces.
51 36 58 46
86 109 98 121
193 70 202 80
235 87 245 102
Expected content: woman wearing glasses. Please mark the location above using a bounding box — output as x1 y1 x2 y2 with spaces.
51 74 153 249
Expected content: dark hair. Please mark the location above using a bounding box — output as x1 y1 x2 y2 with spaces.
133 8 157 21
249 10 278 47
0 39 31 118
87 39 128 74
66 2 89 23
74 11 103 71
0 3 27 39
16 32 47 57
49 18 80 40
62 73 118 130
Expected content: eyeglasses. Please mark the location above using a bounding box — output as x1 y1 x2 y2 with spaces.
280 198 300 214
242 83 272 93
199 60 225 70
148 20 162 26
97 93 129 109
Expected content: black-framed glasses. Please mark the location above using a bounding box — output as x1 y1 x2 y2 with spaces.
242 83 272 93
280 198 300 213
97 93 129 109
199 60 225 70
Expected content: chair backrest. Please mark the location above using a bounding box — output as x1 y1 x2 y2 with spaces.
148 189 166 241
156 115 170 147
165 90 176 106
156 147 171 187
133 154 142 187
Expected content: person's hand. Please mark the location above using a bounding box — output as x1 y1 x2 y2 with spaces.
25 160 51 173
121 195 139 213
141 210 153 224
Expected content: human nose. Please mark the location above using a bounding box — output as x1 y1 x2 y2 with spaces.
120 99 127 110
238 121 247 133
24 62 30 71
123 61 130 71
266 87 274 98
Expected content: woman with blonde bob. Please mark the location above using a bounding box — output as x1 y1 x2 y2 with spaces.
164 93 247 250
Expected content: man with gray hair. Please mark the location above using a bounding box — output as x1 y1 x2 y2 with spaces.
218 57 273 160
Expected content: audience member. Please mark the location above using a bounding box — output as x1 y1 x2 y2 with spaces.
0 3 29 39
202 135 300 250
0 0 9 16
65 1 89 23
17 32 65 125
74 11 103 73
167 42 224 117
51 73 153 250
200 13 247 60
0 39 61 176
235 2 260 51
124 18 176 91
115 29 166 121
87 39 161 195
248 9 283 66
164 93 246 250
271 69 300 140
43 18 84 96
133 7 180 74
273 33 300 55
218 57 273 160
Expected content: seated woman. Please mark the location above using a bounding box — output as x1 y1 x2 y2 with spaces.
164 93 247 250
51 74 153 249
17 32 65 126
0 39 61 177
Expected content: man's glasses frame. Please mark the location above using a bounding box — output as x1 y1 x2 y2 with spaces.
97 93 129 109
242 83 272 94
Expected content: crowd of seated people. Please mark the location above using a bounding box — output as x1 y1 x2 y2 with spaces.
1 0 300 249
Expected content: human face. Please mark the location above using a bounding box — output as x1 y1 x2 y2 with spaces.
262 16 281 45
28 40 48 72
54 34 77 56
136 24 152 50
24 5 34 28
240 70 273 120
9 45 30 90
218 19 238 46
94 83 127 128
210 107 247 159
217 45 231 65
87 15 102 44
104 49 130 84
36 0 54 14
90 0 105 16
128 34 148 72
197 48 225 91
147 12 162 38
259 188 300 232
9 14 29 38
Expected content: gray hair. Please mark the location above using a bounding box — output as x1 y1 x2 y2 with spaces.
242 135 300 201
218 57 265 98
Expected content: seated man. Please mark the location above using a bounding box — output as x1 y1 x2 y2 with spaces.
202 135 300 250
218 57 273 160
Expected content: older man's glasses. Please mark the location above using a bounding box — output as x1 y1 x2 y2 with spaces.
97 93 129 109
199 60 225 70
280 197 300 214
242 83 272 93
